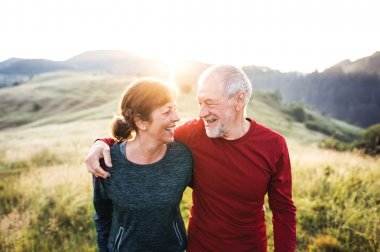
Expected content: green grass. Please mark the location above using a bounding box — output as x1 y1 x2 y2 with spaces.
0 72 379 251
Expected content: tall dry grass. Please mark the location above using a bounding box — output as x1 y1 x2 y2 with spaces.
1 120 378 251
290 143 380 251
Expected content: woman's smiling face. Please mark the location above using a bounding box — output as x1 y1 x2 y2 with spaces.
145 101 180 144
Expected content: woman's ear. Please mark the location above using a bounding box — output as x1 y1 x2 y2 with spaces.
134 116 148 131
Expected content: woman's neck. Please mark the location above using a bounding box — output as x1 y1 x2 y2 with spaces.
125 137 167 165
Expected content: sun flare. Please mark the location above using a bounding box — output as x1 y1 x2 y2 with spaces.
166 56 179 89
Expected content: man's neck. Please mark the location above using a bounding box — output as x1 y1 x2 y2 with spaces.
222 118 251 140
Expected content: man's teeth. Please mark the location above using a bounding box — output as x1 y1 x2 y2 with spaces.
166 127 175 131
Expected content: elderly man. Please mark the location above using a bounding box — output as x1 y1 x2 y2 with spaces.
86 65 296 251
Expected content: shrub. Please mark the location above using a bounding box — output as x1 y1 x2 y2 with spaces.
319 138 353 152
175 73 196 94
286 105 306 122
305 120 334 135
360 124 380 155
306 119 359 143
258 90 283 108
177 81 193 94
309 235 343 252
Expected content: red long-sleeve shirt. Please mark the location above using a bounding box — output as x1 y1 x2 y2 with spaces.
102 118 296 251
174 118 296 251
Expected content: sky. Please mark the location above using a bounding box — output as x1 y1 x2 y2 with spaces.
0 0 379 73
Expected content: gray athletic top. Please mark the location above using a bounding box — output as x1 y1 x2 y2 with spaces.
93 141 193 252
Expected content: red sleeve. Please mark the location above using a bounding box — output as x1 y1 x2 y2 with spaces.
268 137 296 252
173 120 192 145
97 138 117 147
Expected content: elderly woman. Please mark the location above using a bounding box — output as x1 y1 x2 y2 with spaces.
93 79 192 252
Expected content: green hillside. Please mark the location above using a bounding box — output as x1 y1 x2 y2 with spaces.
0 72 378 251
0 72 134 129
0 71 360 141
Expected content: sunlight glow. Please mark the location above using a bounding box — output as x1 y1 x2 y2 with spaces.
0 0 379 72
167 57 178 89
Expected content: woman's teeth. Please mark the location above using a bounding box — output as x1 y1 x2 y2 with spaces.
165 127 175 132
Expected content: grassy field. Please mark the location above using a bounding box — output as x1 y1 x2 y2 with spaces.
0 72 378 251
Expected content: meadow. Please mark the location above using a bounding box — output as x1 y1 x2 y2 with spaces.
0 72 379 251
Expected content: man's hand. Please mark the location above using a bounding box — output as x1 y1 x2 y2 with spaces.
84 140 112 178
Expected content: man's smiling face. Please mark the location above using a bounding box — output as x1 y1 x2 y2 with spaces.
197 79 236 139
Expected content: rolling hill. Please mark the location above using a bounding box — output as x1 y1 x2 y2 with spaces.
1 50 380 127
0 71 360 142
0 72 378 251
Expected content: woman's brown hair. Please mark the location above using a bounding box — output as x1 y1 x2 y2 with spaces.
111 78 175 141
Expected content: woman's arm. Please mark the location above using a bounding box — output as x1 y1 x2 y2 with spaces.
93 172 113 252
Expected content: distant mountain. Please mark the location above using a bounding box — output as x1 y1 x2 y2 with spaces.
65 50 164 74
0 51 166 76
327 51 380 75
0 58 72 87
0 50 211 89
1 50 379 127
0 58 24 68
66 50 139 62
0 58 72 75
0 50 170 87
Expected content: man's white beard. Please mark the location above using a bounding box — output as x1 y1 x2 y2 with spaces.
205 121 224 138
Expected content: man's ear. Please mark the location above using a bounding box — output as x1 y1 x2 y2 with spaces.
235 92 246 111
134 116 148 131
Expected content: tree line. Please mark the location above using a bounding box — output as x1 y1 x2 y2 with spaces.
243 66 380 127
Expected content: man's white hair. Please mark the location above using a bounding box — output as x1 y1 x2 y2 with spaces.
198 65 253 107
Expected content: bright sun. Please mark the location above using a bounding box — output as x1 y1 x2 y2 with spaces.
134 45 182 88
